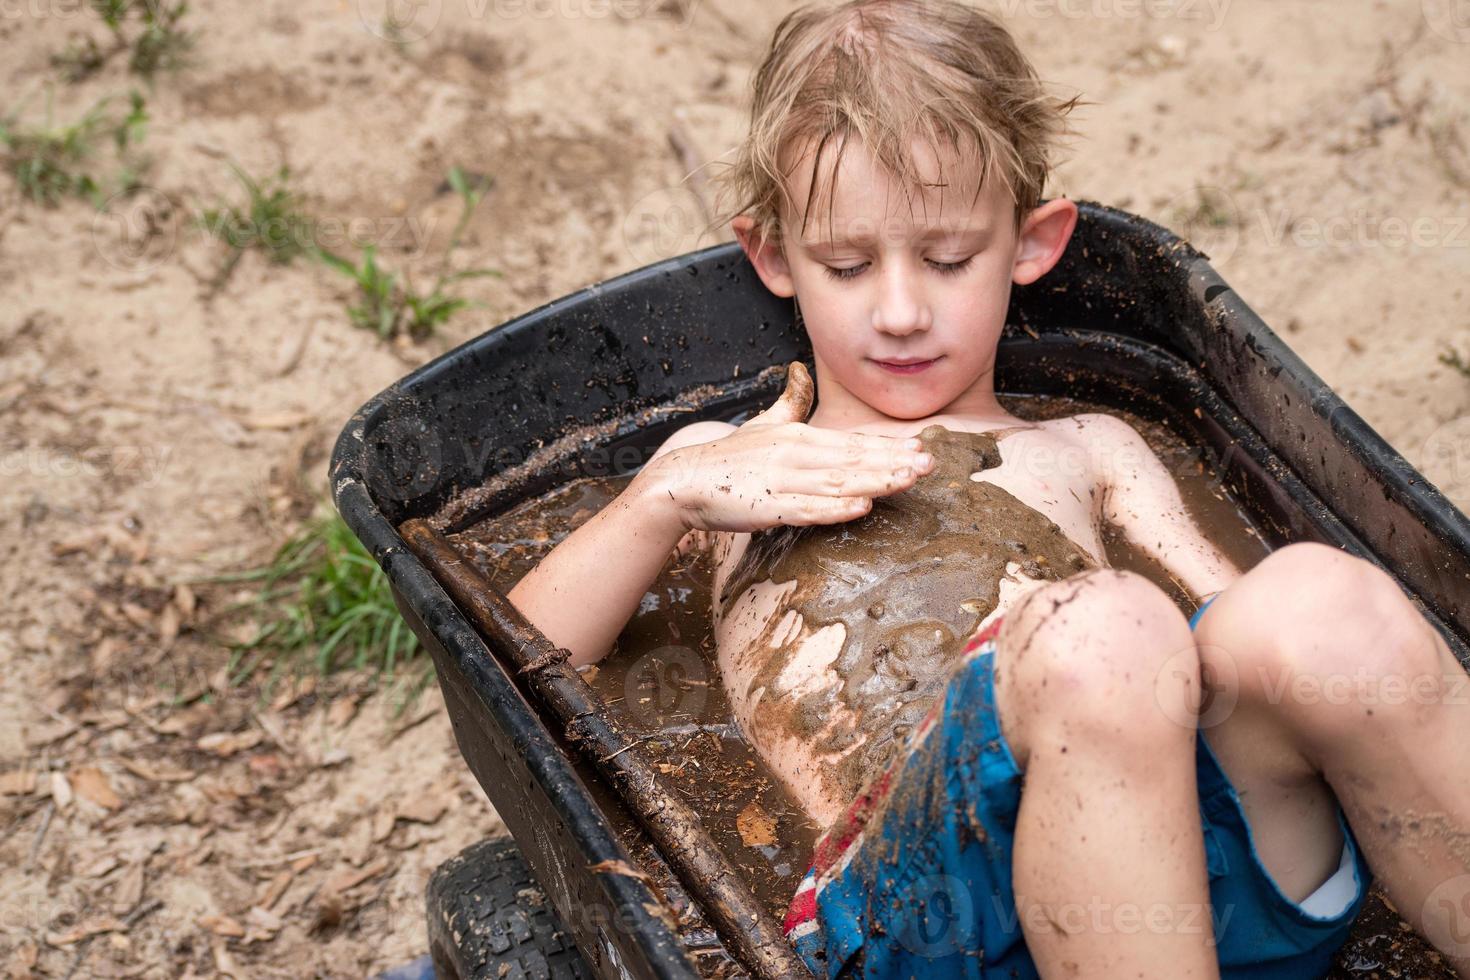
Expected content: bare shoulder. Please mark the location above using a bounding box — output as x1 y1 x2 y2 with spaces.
1046 411 1143 444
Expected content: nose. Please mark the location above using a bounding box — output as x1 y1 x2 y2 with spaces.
871 262 931 336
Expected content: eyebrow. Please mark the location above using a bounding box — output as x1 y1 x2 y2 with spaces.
799 225 992 249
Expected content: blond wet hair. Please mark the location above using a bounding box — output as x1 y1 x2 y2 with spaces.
717 0 1078 251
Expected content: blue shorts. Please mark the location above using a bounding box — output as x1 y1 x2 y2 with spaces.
782 597 1373 978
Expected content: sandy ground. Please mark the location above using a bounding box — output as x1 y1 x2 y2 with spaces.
2 0 1468 976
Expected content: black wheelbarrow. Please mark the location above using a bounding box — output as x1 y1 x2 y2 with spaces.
331 202 1470 979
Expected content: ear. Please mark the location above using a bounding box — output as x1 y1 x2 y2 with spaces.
732 215 796 298
1011 198 1079 286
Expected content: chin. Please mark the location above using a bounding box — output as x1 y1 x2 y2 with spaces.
870 395 949 421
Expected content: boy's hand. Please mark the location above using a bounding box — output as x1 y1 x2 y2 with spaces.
649 362 935 534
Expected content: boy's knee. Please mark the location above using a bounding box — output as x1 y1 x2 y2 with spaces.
996 570 1199 764
1200 543 1446 738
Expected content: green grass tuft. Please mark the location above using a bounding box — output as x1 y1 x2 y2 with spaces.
227 511 430 713
1 89 149 206
52 0 194 83
1441 346 1470 381
319 166 500 340
197 163 317 292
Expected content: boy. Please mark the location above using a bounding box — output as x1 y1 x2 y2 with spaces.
507 1 1470 976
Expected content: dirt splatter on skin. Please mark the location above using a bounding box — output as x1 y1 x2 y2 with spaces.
722 424 1097 804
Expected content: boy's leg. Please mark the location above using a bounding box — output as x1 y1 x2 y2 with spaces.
1193 541 1470 972
994 569 1222 979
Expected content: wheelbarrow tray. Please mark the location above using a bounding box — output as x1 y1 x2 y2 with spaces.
331 202 1470 979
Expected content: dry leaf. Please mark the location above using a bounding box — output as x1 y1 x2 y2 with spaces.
198 914 245 938
396 795 448 826
46 916 127 946
290 853 318 874
117 757 195 783
90 637 119 672
588 859 651 883
70 766 122 810
371 809 396 844
323 858 389 896
257 871 293 912
50 771 73 809
80 855 119 878
327 696 359 728
158 604 181 646
0 769 37 795
197 730 264 757
113 863 145 915
120 602 153 629
736 802 777 848
242 410 315 432
173 582 197 618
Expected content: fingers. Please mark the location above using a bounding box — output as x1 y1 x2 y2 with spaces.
781 460 929 498
762 493 873 526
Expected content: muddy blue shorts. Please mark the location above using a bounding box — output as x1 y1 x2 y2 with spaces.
783 598 1373 978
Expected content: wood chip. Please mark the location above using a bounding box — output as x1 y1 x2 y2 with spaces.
736 802 777 848
198 914 245 938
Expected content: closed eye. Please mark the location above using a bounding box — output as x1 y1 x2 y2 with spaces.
823 262 868 281
926 255 975 275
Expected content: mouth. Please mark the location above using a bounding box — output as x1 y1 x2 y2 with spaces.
871 356 942 375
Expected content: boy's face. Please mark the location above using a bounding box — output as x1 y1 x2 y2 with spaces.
735 137 1077 424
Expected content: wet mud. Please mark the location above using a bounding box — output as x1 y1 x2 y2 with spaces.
723 423 1099 806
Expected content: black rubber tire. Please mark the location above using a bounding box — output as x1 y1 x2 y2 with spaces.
427 837 594 980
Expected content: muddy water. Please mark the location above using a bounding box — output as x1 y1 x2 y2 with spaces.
453 394 1266 871
445 393 1449 976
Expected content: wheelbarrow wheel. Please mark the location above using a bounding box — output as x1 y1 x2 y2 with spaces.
427 836 593 980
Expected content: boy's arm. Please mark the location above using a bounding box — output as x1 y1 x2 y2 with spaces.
1075 413 1243 601
505 421 735 669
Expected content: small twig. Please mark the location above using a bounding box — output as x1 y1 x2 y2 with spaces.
26 800 55 871
64 897 162 980
599 734 655 763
